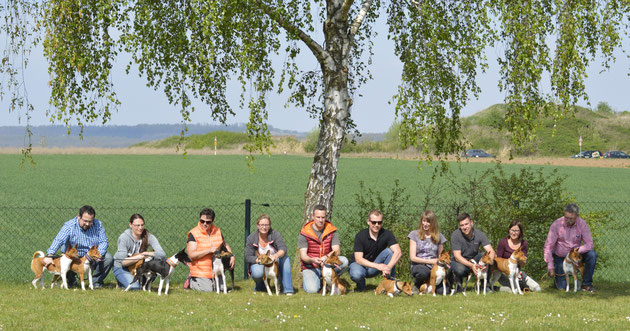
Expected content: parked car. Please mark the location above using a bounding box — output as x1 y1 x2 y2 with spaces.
462 149 494 158
603 151 630 159
571 150 603 158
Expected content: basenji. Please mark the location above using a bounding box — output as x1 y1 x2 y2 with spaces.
212 242 234 294
562 247 584 292
52 245 101 290
321 252 346 296
255 251 280 296
124 248 191 295
490 246 527 295
474 251 493 295
419 250 451 296
376 277 413 297
30 244 79 290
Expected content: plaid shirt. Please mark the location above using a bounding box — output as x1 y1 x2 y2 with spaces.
47 216 109 257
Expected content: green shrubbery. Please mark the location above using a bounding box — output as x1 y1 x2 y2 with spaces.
132 131 250 149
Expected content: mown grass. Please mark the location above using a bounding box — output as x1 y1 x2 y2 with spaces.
1 280 629 330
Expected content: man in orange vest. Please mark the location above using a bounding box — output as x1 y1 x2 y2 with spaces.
186 208 235 292
298 204 348 293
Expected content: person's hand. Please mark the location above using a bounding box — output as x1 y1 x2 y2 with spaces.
312 257 324 267
229 256 235 269
270 254 277 262
471 263 479 275
43 257 53 266
380 264 392 276
548 268 555 277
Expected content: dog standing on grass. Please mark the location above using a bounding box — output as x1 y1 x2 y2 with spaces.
53 245 101 290
490 246 528 295
474 251 493 295
419 250 451 296
321 252 347 295
125 248 191 295
213 242 235 294
31 244 79 290
563 248 584 292
255 251 280 296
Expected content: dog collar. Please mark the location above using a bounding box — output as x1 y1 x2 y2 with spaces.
166 258 177 268
509 257 518 264
323 263 339 269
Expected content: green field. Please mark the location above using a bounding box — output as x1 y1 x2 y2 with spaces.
2 154 630 205
1 154 629 284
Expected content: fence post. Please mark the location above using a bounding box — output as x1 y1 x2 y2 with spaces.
244 199 251 279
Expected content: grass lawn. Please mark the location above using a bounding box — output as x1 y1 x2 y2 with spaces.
1 280 629 330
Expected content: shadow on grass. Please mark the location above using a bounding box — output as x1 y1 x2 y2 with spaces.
538 280 630 300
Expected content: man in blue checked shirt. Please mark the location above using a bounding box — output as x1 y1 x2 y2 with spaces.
42 205 114 288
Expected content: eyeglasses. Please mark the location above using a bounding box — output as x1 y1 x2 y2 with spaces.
199 219 214 225
257 224 271 228
509 229 520 233
369 220 383 225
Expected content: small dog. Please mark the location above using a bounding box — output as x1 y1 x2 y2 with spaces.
419 250 451 296
212 242 234 294
53 245 101 290
474 251 493 295
125 248 191 295
450 261 475 296
321 252 346 295
563 247 584 292
31 244 79 290
376 277 413 297
255 251 280 296
490 247 528 295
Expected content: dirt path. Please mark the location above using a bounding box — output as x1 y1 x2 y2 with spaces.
1 147 629 168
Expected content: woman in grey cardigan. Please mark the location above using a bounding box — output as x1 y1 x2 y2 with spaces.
113 214 166 289
245 214 294 295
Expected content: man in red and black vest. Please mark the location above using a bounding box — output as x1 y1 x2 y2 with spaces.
298 204 348 293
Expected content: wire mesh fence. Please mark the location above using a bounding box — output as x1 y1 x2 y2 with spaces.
2 200 628 285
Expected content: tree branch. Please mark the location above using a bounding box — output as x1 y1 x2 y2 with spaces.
252 0 330 67
336 0 354 21
348 0 373 40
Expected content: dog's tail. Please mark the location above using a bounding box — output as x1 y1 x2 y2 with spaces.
31 251 45 273
33 251 45 259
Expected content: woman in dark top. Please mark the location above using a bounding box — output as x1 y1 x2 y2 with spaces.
495 220 540 292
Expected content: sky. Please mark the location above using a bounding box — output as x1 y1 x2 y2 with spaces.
1 17 629 134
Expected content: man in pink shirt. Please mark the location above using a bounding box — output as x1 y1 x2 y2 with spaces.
544 203 597 292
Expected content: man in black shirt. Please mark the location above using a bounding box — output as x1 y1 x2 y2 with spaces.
349 209 402 291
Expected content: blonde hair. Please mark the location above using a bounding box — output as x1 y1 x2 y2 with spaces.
418 210 440 244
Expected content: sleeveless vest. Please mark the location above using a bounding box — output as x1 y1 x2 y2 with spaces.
300 220 337 270
188 224 223 278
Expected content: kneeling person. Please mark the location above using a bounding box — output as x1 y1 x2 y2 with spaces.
349 209 401 291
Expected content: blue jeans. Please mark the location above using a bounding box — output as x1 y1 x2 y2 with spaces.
250 256 294 294
553 250 597 288
349 248 395 291
113 266 141 290
302 256 349 293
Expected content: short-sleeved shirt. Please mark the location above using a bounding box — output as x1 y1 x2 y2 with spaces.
408 230 447 266
450 228 490 260
297 225 340 249
352 228 397 262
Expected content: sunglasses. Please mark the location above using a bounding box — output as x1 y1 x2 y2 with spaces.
369 220 383 225
199 219 214 225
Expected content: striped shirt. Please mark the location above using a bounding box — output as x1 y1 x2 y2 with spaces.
47 217 109 257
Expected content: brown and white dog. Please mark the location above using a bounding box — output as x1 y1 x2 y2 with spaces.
53 245 101 290
474 251 493 295
375 277 413 297
562 247 584 292
321 252 347 295
212 243 234 294
255 251 280 296
419 250 451 296
490 247 527 295
31 244 79 289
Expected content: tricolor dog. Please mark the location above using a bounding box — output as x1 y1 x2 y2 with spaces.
255 251 280 296
212 242 234 294
490 246 527 295
31 244 79 290
562 247 584 292
474 251 493 295
321 252 346 295
55 245 101 290
419 250 451 296
376 277 413 297
125 248 191 295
